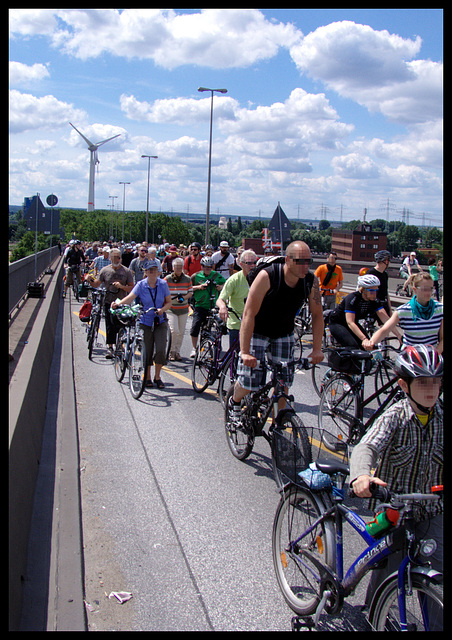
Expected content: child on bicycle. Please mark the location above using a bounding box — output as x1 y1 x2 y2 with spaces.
350 344 443 609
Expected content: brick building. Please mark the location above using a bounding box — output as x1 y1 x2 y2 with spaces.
331 223 387 261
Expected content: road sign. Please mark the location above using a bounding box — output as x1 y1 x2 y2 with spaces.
46 194 58 207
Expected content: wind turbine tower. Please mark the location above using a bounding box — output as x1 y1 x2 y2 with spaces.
69 123 120 211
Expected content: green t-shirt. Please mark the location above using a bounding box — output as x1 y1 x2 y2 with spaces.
218 270 249 330
192 270 226 310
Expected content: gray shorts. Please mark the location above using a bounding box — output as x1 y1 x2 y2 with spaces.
236 332 295 391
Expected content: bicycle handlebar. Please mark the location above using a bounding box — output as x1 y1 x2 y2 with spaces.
350 482 443 505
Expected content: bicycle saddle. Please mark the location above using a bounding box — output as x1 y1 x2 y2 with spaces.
315 459 350 477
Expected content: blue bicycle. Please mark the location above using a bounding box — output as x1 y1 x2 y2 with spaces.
272 458 443 631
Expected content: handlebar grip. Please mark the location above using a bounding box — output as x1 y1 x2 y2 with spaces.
370 483 391 502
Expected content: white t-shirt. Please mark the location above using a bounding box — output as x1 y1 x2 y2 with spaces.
212 250 235 279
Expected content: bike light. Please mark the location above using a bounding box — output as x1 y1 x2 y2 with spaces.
420 539 437 557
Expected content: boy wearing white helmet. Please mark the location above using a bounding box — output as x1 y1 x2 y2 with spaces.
328 273 402 348
189 256 226 356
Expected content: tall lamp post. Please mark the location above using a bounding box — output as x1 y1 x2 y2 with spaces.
141 155 158 243
119 181 130 242
198 87 227 245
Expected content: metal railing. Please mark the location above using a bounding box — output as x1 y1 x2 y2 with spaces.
9 246 61 316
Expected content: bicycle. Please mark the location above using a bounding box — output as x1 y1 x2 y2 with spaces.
85 286 107 360
110 304 141 382
272 455 443 631
191 306 241 405
318 345 404 451
224 359 313 489
68 264 81 302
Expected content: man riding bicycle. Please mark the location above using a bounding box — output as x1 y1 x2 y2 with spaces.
229 241 324 422
63 239 84 298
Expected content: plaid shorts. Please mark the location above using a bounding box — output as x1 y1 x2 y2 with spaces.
236 332 295 391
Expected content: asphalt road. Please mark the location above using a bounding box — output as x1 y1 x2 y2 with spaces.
70 291 382 632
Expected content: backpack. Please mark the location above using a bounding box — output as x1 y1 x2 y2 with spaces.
79 299 92 322
246 255 285 289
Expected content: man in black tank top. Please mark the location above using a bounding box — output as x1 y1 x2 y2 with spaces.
230 241 324 414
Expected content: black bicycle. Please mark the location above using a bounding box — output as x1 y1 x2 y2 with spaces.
318 346 403 451
191 306 241 405
86 286 107 360
224 359 312 489
110 304 141 382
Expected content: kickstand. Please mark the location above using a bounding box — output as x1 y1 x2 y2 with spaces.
291 616 315 631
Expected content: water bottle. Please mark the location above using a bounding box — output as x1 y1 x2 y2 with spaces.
365 507 399 538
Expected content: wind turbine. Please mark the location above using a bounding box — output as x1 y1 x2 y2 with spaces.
69 122 121 211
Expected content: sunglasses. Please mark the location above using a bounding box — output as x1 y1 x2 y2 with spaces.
243 261 257 265
365 288 379 293
291 258 313 265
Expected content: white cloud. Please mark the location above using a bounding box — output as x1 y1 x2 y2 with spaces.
120 93 237 125
9 90 87 134
290 20 441 125
10 8 301 68
332 153 380 179
9 61 50 86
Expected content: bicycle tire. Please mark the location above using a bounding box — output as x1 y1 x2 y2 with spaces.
318 374 360 449
165 325 172 361
88 313 100 360
114 328 127 382
369 573 443 631
129 337 147 399
373 359 394 407
271 411 312 490
192 337 215 393
311 360 333 397
224 385 254 460
217 350 238 406
272 485 336 616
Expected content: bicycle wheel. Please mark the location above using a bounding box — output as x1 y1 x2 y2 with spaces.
370 574 443 631
129 337 147 399
311 360 333 397
114 328 127 382
318 374 360 449
224 385 254 460
88 313 100 360
72 277 80 302
192 337 215 393
373 359 395 407
272 485 336 616
217 350 238 406
165 325 172 361
272 411 312 489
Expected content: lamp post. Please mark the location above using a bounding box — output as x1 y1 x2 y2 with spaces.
119 181 130 242
198 87 227 245
108 195 118 240
141 155 158 244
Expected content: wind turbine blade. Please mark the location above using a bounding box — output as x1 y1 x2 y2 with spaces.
95 133 121 148
69 122 95 148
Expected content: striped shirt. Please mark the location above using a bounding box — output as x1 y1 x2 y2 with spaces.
397 300 443 347
165 273 193 315
350 397 443 519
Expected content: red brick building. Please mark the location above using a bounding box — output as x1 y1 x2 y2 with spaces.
331 223 387 261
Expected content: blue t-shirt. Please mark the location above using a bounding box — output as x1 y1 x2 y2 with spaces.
132 278 170 327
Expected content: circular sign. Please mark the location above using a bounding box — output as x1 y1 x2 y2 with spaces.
46 194 58 206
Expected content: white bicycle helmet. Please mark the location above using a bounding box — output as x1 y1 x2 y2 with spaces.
357 274 380 289
201 256 214 267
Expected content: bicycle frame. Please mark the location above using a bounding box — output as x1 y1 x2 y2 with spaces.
288 494 438 629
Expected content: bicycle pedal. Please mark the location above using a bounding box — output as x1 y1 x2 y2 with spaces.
291 615 315 631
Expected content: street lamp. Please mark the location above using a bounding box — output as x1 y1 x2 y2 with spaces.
198 87 227 245
119 181 130 242
108 195 118 240
141 155 158 243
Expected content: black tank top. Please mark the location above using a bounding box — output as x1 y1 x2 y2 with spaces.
254 265 313 338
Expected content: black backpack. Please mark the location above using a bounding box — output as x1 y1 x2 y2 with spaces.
246 255 313 300
246 255 285 290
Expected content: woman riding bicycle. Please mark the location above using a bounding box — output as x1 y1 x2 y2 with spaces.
328 274 402 349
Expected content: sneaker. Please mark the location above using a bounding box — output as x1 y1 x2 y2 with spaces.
228 397 242 426
105 348 114 359
190 349 196 358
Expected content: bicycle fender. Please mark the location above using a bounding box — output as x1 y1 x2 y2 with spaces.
367 565 443 622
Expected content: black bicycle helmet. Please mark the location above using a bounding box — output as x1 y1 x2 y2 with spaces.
394 345 443 379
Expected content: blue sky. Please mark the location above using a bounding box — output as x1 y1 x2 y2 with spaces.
9 9 443 227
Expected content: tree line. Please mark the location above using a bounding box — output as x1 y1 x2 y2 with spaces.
9 208 442 263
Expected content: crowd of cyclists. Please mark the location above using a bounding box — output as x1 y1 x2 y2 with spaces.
62 236 443 628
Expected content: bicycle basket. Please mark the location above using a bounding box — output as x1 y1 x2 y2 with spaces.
112 306 139 326
272 427 312 484
298 427 349 493
328 348 373 375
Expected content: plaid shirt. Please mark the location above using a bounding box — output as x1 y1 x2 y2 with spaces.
350 396 443 519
